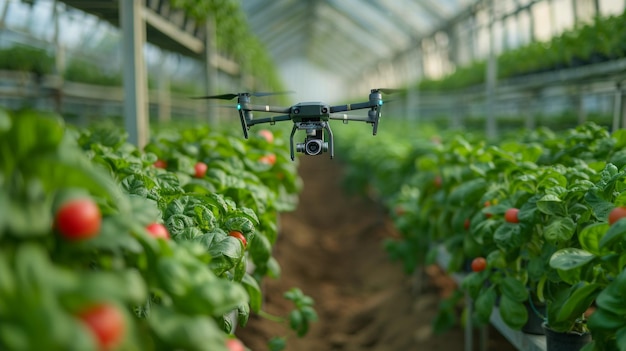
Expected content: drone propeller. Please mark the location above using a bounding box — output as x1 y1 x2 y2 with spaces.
372 88 403 94
192 91 295 100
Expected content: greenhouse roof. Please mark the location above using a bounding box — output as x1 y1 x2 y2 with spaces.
241 0 473 80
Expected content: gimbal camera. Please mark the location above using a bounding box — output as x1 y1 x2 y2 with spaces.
194 88 397 160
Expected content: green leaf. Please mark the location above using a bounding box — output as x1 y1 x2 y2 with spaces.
537 194 566 216
500 277 529 302
448 178 487 206
494 223 524 251
587 308 626 331
499 295 528 330
148 306 228 351
555 283 601 327
543 217 576 245
268 337 287 351
549 248 596 271
474 286 496 324
579 222 610 255
600 219 626 248
241 273 262 313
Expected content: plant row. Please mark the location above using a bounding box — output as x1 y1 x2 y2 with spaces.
336 120 626 350
418 9 626 92
0 108 315 351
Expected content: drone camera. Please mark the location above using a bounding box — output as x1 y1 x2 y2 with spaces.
296 139 328 156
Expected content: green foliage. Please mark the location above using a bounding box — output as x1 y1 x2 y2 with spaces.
0 108 310 350
337 118 626 349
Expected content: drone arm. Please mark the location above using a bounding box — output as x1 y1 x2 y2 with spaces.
247 114 291 126
328 114 371 122
237 107 249 139
329 101 376 113
323 123 334 159
244 104 291 114
289 124 298 161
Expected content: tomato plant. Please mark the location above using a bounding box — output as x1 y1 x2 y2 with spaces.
154 159 167 169
194 161 208 178
257 129 274 143
228 230 247 247
55 198 102 240
504 208 519 223
471 257 487 272
78 303 125 350
608 206 626 225
146 223 170 239
259 153 277 165
225 338 246 351
0 109 312 351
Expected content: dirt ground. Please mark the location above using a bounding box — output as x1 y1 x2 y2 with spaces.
236 157 517 351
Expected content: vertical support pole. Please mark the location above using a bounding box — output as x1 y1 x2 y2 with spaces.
485 0 498 139
525 90 538 130
577 87 586 125
0 0 10 29
465 293 474 351
612 83 622 132
203 15 217 124
157 54 170 123
120 0 149 148
52 0 64 113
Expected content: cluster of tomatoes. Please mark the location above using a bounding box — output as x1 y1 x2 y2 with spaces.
469 206 520 273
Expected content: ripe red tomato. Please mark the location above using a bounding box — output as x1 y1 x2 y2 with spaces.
146 223 170 240
505 208 520 223
194 162 208 178
78 303 125 351
609 207 626 225
464 218 470 230
225 338 245 351
471 257 487 272
259 154 276 165
154 159 167 169
55 198 102 240
228 230 247 247
257 129 274 143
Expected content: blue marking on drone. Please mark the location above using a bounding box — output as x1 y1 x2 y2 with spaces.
379 100 383 106
237 104 241 110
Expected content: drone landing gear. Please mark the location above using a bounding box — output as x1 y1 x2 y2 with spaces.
290 121 334 160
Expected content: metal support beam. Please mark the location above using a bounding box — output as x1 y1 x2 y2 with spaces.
485 0 498 139
120 0 149 148
203 15 217 124
142 6 203 54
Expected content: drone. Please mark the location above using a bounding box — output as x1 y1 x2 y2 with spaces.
194 88 397 160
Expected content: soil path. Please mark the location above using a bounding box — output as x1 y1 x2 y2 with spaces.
237 156 516 351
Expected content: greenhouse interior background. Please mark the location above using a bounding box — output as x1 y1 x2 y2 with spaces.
2 0 626 351
2 0 625 142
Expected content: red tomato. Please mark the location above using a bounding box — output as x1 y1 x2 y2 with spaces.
259 154 276 165
154 159 167 169
194 162 208 178
257 129 274 143
505 208 520 223
228 230 247 247
146 223 170 240
433 175 442 188
464 218 470 230
55 198 101 240
471 257 487 272
225 338 246 351
609 207 626 225
78 304 125 351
